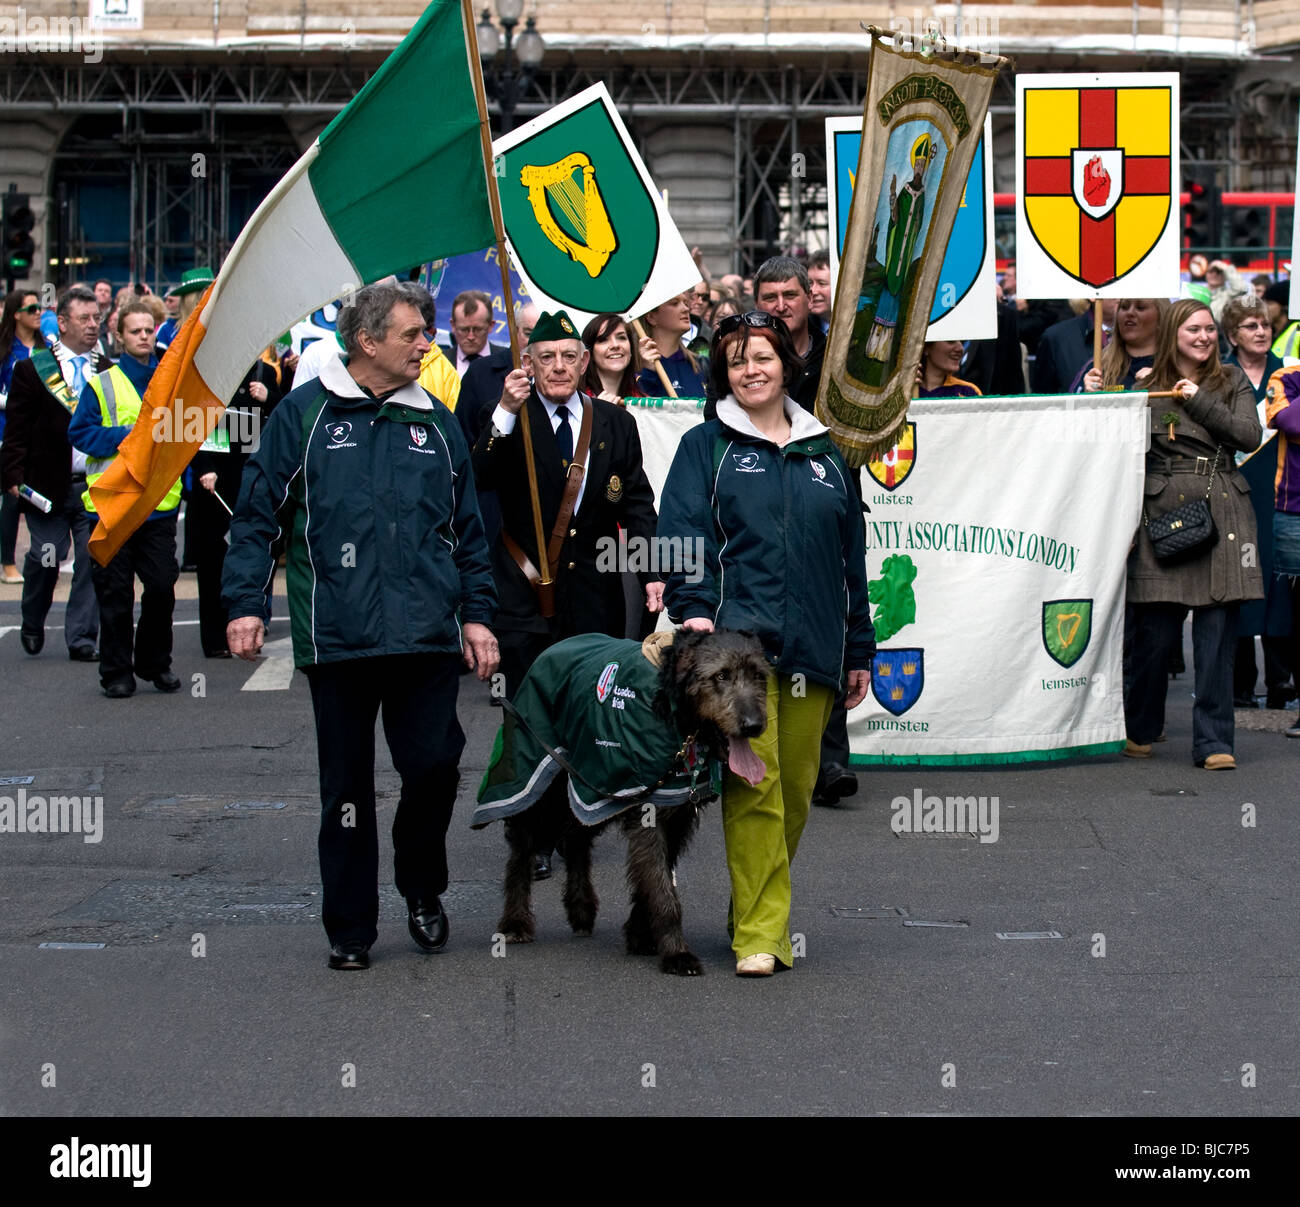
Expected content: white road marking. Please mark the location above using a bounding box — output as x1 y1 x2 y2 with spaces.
241 636 297 691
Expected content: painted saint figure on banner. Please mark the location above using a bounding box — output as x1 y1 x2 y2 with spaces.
847 122 947 386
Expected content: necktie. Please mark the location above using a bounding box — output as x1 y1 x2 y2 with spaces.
70 355 86 395
554 404 573 466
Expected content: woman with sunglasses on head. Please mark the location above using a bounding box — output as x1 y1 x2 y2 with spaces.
580 313 653 403
0 291 44 583
657 310 875 977
1125 299 1263 770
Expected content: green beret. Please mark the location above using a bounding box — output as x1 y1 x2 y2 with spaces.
527 310 580 344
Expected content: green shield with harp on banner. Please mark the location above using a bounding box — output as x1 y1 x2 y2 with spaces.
497 97 659 314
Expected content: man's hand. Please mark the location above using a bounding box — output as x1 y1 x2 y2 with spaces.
644 581 665 614
199 472 218 492
462 621 500 681
681 617 714 633
498 369 531 415
845 668 871 709
227 616 265 662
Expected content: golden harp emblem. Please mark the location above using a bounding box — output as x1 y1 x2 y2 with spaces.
519 153 618 279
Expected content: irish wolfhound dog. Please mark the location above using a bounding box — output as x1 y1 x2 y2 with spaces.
473 628 770 975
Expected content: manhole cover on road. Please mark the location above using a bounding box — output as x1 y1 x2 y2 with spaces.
56 879 502 926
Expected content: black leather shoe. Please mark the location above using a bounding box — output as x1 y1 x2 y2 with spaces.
68 646 99 662
532 852 552 881
150 670 182 693
20 631 43 655
1233 694 1258 709
813 763 858 805
204 648 232 659
407 897 448 952
327 941 370 970
103 678 135 699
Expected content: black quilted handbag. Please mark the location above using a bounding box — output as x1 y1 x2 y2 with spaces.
1144 447 1221 564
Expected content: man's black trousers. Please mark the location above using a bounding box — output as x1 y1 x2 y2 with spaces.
305 653 465 948
90 512 178 686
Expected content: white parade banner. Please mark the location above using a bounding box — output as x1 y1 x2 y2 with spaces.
851 392 1147 762
629 393 1148 763
1016 72 1180 300
826 113 996 341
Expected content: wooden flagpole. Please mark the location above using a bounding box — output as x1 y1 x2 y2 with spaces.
630 318 679 398
462 0 552 604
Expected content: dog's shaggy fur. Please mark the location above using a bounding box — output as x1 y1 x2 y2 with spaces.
498 628 770 975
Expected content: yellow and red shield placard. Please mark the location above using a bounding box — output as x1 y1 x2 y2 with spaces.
1016 74 1179 298
866 422 916 491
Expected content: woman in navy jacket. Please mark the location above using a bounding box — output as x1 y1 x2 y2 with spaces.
657 312 874 975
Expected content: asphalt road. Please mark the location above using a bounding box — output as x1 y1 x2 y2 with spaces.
1 581 1297 1122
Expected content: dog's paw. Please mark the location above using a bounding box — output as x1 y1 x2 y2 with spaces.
660 951 704 977
498 917 535 944
566 907 597 935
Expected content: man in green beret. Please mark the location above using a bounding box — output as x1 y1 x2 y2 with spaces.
472 310 662 877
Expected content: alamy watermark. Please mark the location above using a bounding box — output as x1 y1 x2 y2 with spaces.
594 533 706 584
0 789 103 843
152 401 262 453
50 1138 150 1187
886 9 1001 61
0 9 103 64
891 787 999 843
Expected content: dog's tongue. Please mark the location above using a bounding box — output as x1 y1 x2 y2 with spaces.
728 737 767 787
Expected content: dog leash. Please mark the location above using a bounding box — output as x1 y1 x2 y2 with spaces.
496 696 711 805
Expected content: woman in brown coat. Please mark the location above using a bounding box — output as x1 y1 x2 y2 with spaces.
1125 299 1263 768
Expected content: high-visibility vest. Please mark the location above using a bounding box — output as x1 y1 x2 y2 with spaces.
1272 321 1300 362
83 365 182 514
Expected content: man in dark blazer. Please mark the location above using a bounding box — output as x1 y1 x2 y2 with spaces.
457 304 539 546
0 285 106 658
440 290 493 377
455 303 539 448
472 309 662 697
960 299 1027 396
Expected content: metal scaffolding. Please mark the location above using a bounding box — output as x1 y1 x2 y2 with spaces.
4 52 1289 279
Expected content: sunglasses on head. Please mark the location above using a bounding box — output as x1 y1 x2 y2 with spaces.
716 311 781 337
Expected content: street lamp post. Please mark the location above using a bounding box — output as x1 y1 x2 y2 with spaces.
477 2 546 134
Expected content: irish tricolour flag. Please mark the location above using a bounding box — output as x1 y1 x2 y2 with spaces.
88 0 496 564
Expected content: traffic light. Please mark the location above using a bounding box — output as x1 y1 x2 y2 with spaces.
1227 205 1265 257
1183 177 1221 254
3 191 36 281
